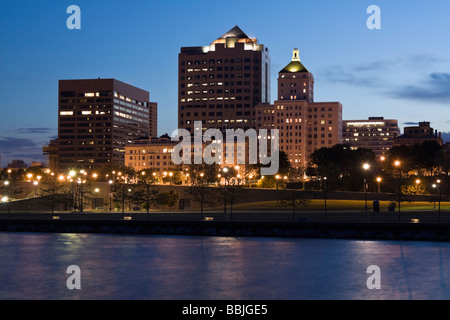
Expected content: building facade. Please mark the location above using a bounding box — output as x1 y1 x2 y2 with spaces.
46 78 157 172
343 117 400 157
178 26 270 133
125 135 179 173
256 49 343 169
393 121 443 146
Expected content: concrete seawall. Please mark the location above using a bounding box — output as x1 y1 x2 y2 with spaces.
1 218 450 241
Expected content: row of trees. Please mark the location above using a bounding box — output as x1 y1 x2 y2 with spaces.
0 171 181 215
308 141 448 194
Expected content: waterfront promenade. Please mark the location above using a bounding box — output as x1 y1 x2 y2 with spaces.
1 210 450 242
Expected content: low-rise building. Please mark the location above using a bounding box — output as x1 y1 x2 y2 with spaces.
343 117 400 157
393 121 443 147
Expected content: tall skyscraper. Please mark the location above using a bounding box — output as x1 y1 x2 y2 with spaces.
178 25 270 133
257 49 343 169
45 78 157 172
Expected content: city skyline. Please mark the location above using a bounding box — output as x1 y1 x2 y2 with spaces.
1 0 450 166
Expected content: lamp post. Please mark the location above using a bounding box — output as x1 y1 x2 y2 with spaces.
415 179 421 194
436 179 442 221
200 173 205 219
33 181 39 198
394 160 401 220
3 181 11 218
376 177 382 194
363 163 370 212
69 170 77 213
222 167 229 216
276 175 281 190
108 180 113 212
323 177 328 221
169 172 173 186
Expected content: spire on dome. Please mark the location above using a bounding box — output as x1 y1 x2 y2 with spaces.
280 48 309 73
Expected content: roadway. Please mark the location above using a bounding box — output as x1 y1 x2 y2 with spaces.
0 209 448 223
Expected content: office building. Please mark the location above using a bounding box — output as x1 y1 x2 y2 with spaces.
178 25 270 133
256 49 343 169
46 78 157 172
343 117 400 157
394 121 443 147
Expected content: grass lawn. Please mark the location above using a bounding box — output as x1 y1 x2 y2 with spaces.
231 200 450 212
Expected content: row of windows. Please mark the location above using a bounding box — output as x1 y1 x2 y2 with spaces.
59 116 112 122
181 80 254 86
129 155 171 161
181 58 257 65
180 72 257 80
182 88 257 94
180 111 253 118
184 66 257 72
276 105 335 112
181 104 252 109
181 96 253 102
182 119 251 125
60 98 112 104
60 91 112 98
280 139 334 147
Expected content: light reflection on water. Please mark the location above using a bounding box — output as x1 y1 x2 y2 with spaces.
1 232 450 300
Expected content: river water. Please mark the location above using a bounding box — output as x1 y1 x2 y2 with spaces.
1 232 450 300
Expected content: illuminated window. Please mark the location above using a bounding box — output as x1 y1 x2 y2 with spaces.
60 111 73 116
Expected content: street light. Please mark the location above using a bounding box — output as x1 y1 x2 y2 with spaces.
363 163 370 211
436 179 442 221
394 160 401 219
276 174 281 190
376 177 382 194
33 181 39 197
323 177 328 221
3 181 11 217
108 180 113 211
221 167 229 216
169 172 173 185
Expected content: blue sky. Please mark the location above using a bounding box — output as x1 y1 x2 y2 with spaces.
1 0 449 166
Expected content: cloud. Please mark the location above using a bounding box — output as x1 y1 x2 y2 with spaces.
0 137 45 166
13 127 56 134
389 73 450 103
402 122 419 126
319 55 450 103
321 65 382 87
0 137 37 149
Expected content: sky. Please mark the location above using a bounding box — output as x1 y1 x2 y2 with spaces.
0 0 449 167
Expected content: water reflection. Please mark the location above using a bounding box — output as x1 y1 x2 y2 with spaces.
1 233 450 300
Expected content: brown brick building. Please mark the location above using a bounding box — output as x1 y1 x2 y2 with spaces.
256 49 343 169
178 26 270 133
45 78 157 172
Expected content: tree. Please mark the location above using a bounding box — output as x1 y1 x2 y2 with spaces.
0 179 23 217
413 141 443 175
187 172 218 218
278 189 312 220
110 178 133 217
155 190 180 210
310 144 376 191
186 163 220 185
135 170 159 217
39 174 71 213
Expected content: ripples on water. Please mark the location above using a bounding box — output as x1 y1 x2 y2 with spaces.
1 232 450 300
